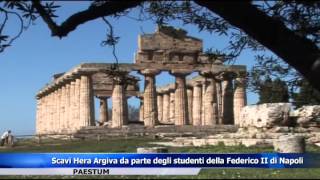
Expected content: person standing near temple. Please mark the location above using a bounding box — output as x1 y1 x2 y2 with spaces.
0 130 11 146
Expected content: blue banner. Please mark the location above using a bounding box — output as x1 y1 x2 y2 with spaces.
0 153 319 168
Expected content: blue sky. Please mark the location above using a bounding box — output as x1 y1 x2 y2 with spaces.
0 2 262 135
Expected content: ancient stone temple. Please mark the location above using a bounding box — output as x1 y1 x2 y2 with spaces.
35 26 247 135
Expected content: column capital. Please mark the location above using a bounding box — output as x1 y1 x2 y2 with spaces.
189 79 201 87
96 95 110 99
139 69 160 76
235 71 247 80
212 71 236 81
170 69 191 76
199 70 219 78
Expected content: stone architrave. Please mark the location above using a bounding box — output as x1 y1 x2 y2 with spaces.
192 81 202 126
79 75 95 127
140 69 160 127
233 75 247 125
111 75 128 128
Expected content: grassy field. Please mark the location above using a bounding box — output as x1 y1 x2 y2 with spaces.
0 137 320 179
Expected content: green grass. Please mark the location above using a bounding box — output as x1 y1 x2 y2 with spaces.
1 137 320 179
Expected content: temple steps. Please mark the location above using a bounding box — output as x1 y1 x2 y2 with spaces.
73 124 238 140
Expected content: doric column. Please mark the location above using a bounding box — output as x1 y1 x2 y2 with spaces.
52 90 58 133
74 78 81 130
56 88 61 133
79 75 95 127
187 87 193 125
139 96 144 122
124 96 129 123
233 73 247 125
140 69 160 127
192 81 202 126
36 98 41 134
64 84 71 131
162 91 170 123
98 96 108 125
111 76 127 128
171 70 190 126
42 96 47 133
157 92 163 123
221 72 235 124
169 89 175 124
69 81 75 132
201 72 218 126
201 82 205 125
216 80 223 124
60 86 66 132
48 93 54 133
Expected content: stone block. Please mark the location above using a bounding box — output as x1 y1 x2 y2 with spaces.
293 105 320 127
239 103 291 128
273 135 305 153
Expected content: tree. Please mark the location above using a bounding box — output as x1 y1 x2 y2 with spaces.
293 80 320 108
258 76 272 104
1 0 320 91
258 77 289 104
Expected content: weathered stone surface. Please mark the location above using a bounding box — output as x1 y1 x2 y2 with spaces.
192 82 202 126
137 147 168 153
233 76 247 125
273 135 305 153
173 73 189 125
239 103 291 128
293 105 320 127
111 80 127 128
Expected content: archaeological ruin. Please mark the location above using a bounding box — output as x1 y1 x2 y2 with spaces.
35 26 247 136
34 26 320 151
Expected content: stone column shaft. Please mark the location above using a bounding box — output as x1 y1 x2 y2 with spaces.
203 77 218 126
74 79 81 130
60 86 66 131
216 81 223 124
64 84 71 132
111 80 127 128
169 91 175 123
99 97 108 125
36 98 41 134
141 69 159 127
234 77 247 125
139 99 144 122
222 77 234 124
69 81 75 132
173 73 189 126
162 93 170 123
157 94 163 123
79 75 95 127
53 91 58 133
192 83 202 126
187 88 193 125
